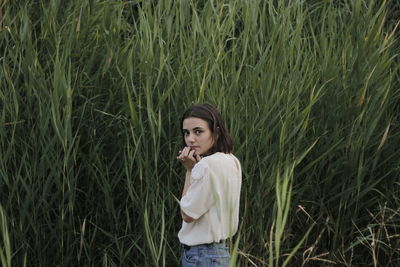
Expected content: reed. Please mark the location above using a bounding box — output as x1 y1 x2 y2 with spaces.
0 0 399 265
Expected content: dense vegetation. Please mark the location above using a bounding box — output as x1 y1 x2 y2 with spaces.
0 0 399 266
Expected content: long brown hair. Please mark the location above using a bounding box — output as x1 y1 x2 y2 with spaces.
180 103 233 155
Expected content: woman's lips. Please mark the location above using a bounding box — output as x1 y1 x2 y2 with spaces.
190 146 199 150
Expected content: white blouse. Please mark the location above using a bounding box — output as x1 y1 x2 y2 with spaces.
178 152 242 246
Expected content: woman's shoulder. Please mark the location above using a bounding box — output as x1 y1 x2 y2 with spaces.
202 152 240 166
202 152 229 161
199 153 241 176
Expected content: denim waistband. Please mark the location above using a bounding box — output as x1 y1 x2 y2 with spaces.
182 240 229 250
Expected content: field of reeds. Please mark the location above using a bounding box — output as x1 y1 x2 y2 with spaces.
1 0 399 266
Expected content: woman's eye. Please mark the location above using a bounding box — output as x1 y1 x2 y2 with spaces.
195 130 202 135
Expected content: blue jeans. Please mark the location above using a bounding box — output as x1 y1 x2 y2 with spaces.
181 242 230 267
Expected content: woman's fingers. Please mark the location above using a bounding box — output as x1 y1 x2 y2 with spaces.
176 147 201 171
177 147 200 169
183 146 190 156
176 146 201 164
188 149 195 161
177 147 187 157
179 147 188 158
177 146 191 161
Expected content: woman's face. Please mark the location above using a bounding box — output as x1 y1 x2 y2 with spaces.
182 117 214 156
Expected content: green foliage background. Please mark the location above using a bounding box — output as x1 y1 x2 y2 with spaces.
0 0 399 266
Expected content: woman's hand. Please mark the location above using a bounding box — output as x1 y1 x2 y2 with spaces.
176 146 201 171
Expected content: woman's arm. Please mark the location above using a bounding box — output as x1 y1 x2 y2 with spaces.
181 170 191 197
177 147 201 223
181 170 195 223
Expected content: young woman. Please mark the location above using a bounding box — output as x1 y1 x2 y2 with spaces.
176 103 242 266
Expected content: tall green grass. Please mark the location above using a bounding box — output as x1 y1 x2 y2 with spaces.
0 0 399 266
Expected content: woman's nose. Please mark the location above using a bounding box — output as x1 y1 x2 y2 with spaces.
186 133 195 143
